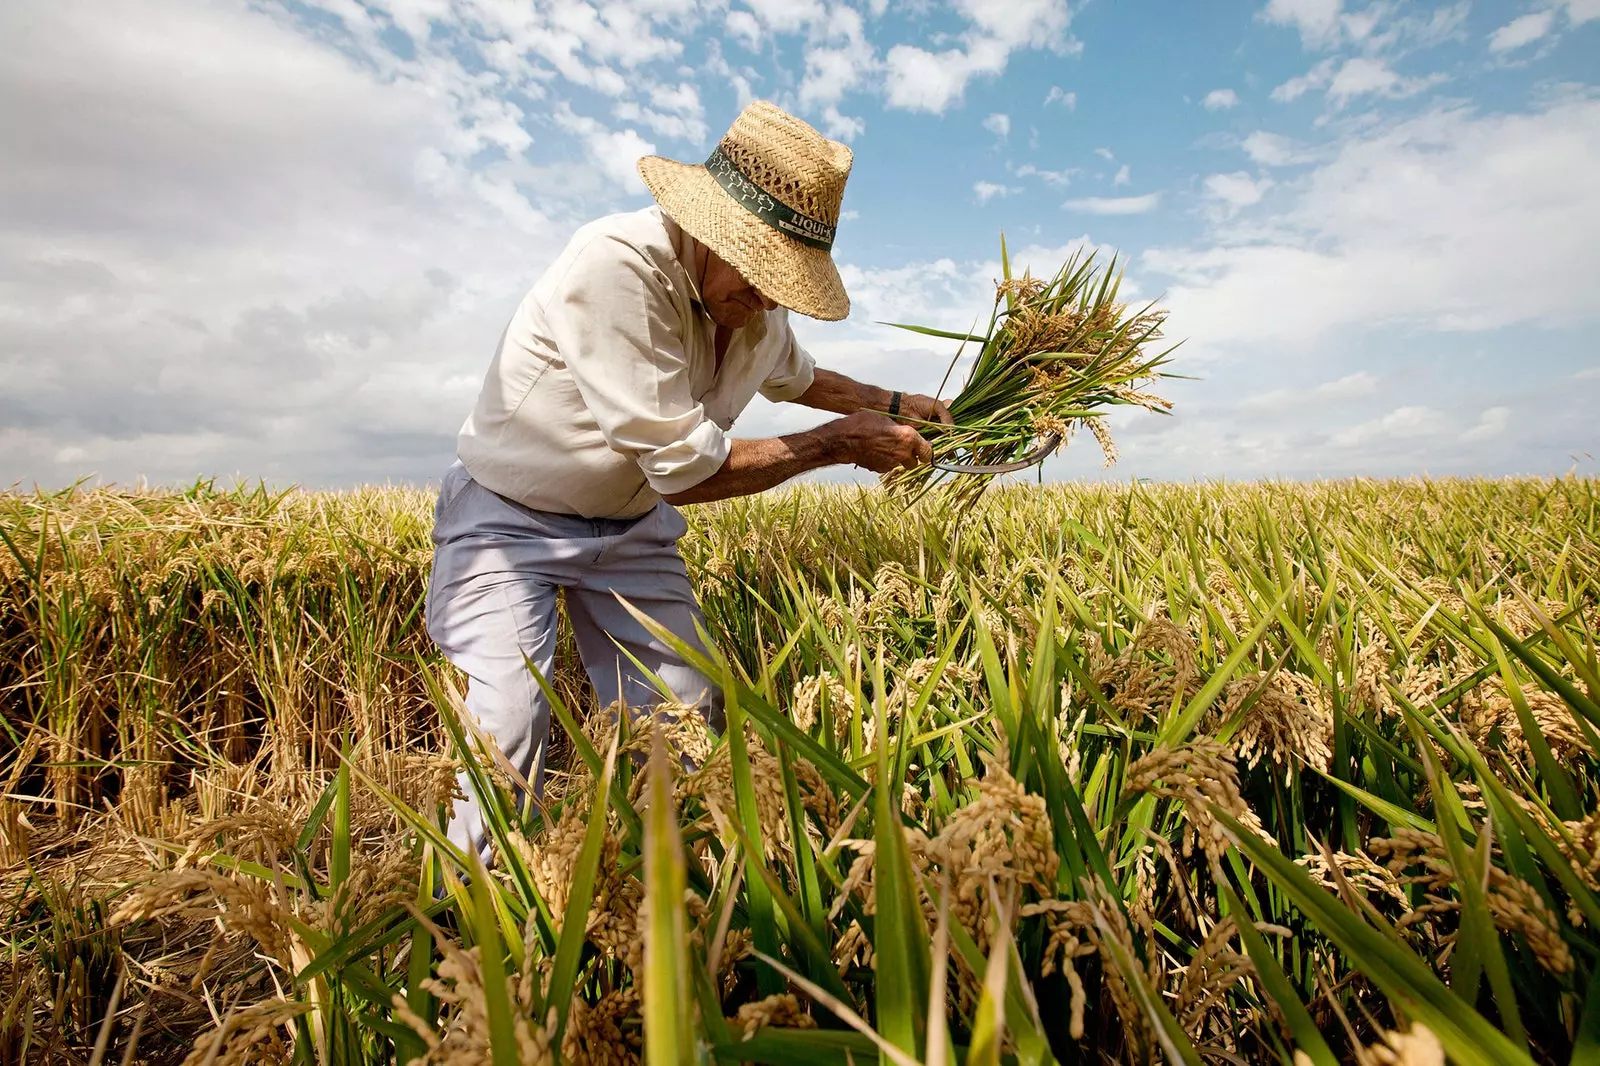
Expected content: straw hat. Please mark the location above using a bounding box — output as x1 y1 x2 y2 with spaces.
638 101 853 322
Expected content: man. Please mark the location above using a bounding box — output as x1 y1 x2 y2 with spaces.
426 100 951 860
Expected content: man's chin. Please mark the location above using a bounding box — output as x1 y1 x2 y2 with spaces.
714 309 757 330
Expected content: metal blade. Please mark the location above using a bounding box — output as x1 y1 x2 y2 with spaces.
929 433 1062 475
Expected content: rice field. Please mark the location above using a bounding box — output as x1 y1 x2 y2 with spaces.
2 476 1598 1065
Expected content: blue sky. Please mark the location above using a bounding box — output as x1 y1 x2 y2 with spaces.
1 0 1596 489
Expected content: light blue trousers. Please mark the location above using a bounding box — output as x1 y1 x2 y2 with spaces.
425 461 722 860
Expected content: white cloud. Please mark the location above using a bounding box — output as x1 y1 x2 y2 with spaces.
884 0 1076 114
1094 146 1115 161
1568 0 1600 24
974 180 1019 203
1260 0 1345 48
1489 10 1557 51
799 3 875 117
1272 57 1337 101
1113 164 1132 187
1144 96 1600 358
1273 56 1447 106
1015 163 1075 187
1576 366 1600 380
1327 56 1446 105
1203 171 1274 208
883 45 973 113
1204 88 1240 110
1064 193 1161 215
613 83 708 144
1331 405 1445 448
0 0 559 488
553 105 656 192
1316 370 1380 399
1238 371 1377 411
1242 130 1304 166
1259 0 1470 53
817 105 866 141
984 112 1012 137
1461 406 1511 441
741 0 826 35
725 9 763 50
1045 86 1077 109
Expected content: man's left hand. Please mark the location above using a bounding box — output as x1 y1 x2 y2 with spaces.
896 392 954 428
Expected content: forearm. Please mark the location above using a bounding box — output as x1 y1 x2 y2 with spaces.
792 367 893 416
660 429 843 506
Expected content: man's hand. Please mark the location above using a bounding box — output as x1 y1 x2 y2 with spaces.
894 392 954 428
829 411 933 473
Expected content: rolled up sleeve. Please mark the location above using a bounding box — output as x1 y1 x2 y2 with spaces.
543 236 730 496
757 311 817 403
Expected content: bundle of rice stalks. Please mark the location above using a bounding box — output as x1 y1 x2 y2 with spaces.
888 238 1179 505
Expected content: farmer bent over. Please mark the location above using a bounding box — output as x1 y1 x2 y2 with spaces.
426 101 952 860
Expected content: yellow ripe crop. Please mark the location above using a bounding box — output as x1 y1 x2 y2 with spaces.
1 476 1597 1065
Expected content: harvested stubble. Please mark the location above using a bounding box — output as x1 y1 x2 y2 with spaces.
1 476 1597 1066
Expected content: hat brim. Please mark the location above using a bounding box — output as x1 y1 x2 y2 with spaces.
637 155 850 322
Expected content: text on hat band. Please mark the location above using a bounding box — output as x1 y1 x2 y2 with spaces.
704 145 836 252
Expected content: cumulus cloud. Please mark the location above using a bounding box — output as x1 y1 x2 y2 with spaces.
1203 171 1274 208
1489 10 1557 52
725 9 763 50
1113 164 1132 187
1064 193 1161 215
974 180 1019 203
1045 86 1077 108
798 1 875 132
1015 163 1076 187
1272 57 1338 101
1238 371 1377 411
1204 88 1240 110
1327 56 1447 104
1331 405 1445 448
553 105 657 192
984 113 1012 137
884 0 1077 114
0 0 639 489
1260 0 1345 49
1461 406 1511 441
1144 96 1600 355
1260 0 1470 53
1272 56 1445 105
1241 130 1306 166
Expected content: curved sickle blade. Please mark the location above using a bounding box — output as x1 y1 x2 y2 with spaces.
930 433 1062 475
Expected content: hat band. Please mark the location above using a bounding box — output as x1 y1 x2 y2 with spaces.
704 145 835 252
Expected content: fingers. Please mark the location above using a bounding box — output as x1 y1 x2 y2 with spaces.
898 426 933 468
904 393 953 427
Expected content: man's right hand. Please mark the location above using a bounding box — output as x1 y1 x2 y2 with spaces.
829 411 933 473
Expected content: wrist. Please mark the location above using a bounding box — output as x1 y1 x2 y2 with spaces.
798 423 849 467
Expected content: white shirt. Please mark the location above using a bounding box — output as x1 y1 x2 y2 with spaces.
456 207 817 519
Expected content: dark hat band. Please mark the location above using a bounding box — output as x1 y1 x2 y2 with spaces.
704 145 836 252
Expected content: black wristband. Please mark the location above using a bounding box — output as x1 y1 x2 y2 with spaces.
888 391 902 418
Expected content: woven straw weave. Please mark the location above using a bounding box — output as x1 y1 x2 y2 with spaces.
638 101 853 321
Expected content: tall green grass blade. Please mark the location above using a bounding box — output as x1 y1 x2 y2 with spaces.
644 731 695 1066
548 729 620 1053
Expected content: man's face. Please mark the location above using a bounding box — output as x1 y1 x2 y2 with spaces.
700 248 778 330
